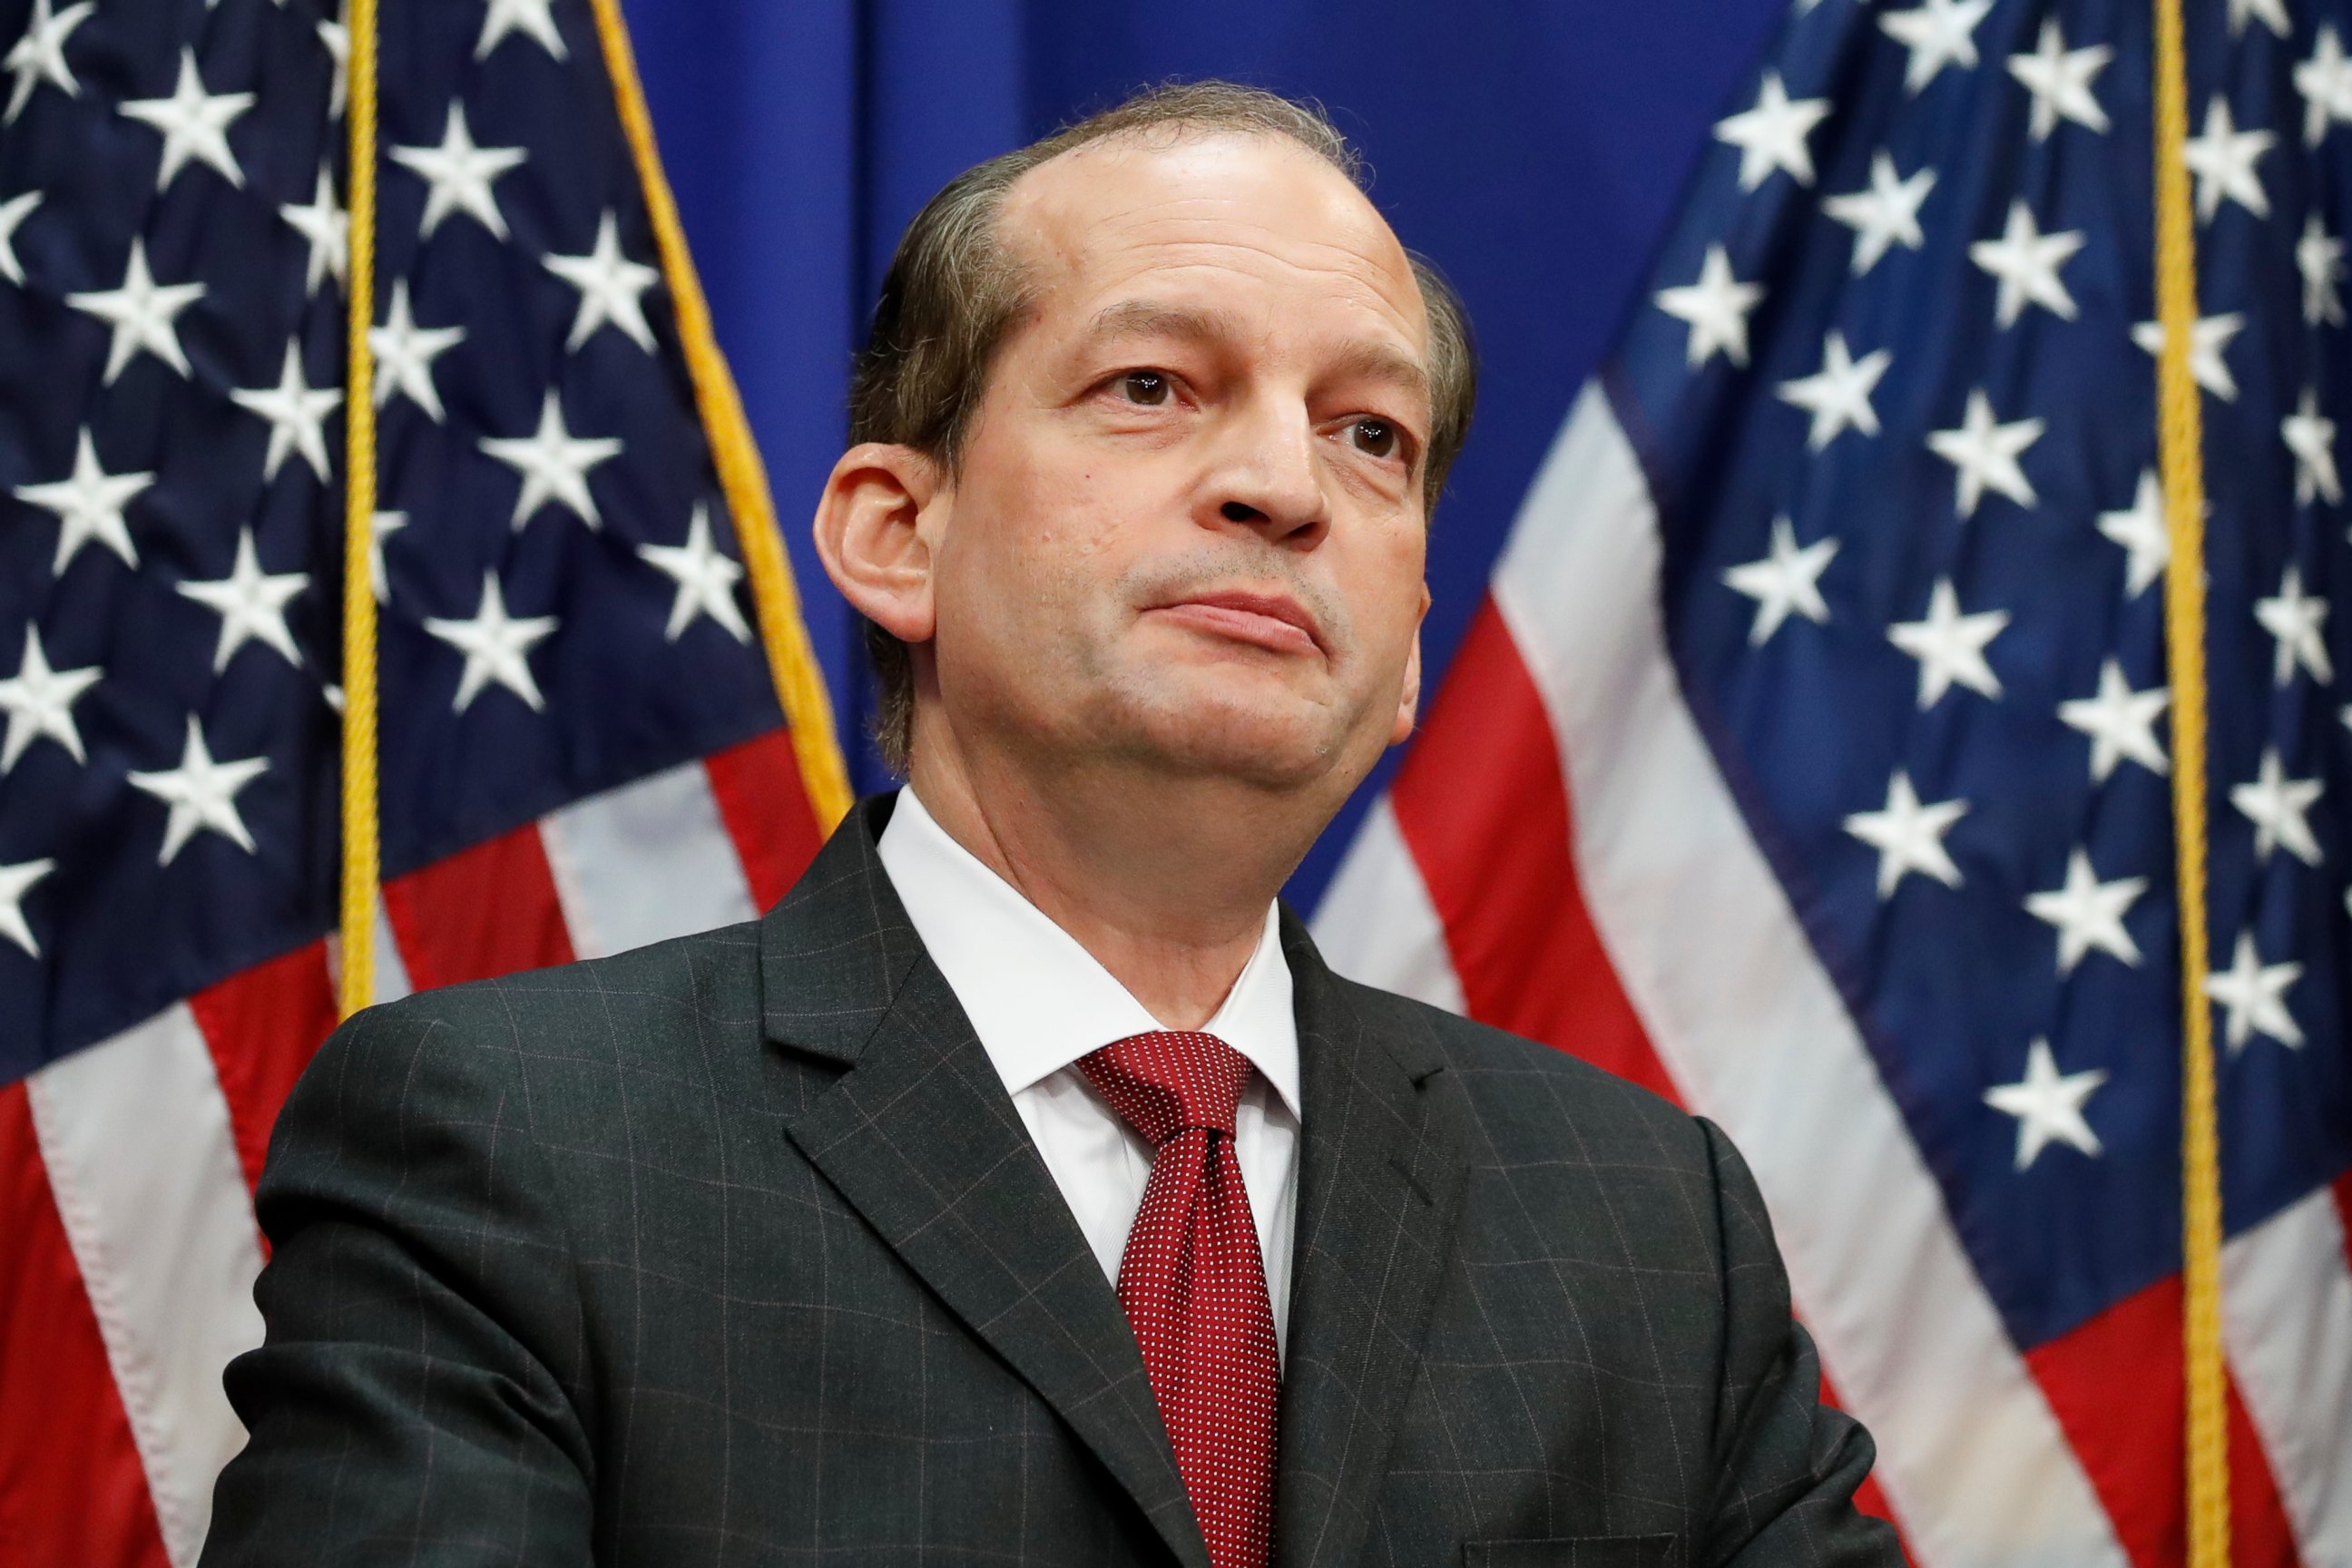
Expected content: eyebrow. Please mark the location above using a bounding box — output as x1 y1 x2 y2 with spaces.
1079 298 1433 407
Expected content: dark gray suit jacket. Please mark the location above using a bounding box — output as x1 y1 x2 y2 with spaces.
203 796 1901 1568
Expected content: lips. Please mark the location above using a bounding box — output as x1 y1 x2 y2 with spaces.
1148 589 1324 656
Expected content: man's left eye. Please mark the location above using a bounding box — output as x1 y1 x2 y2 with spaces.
1349 418 1399 459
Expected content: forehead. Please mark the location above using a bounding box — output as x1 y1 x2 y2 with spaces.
995 130 1428 358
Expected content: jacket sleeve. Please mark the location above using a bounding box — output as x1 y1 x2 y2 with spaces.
1697 1117 1907 1567
200 991 597 1566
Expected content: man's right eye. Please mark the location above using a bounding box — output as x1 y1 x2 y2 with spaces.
1116 370 1171 406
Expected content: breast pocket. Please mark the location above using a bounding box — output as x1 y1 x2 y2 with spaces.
1462 1534 1677 1568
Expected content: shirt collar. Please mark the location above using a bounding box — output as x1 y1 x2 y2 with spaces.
876 788 1300 1120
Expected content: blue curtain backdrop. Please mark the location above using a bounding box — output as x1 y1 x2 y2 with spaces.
619 0 1787 909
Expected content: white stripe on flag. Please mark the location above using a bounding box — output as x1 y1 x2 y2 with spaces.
24 1005 264 1568
1486 384 2124 1568
2225 1186 2352 1567
539 757 760 960
1312 797 1469 1014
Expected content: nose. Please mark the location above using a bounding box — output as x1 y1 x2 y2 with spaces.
1207 398 1329 545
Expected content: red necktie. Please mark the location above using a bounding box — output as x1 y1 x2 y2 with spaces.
1078 1031 1279 1568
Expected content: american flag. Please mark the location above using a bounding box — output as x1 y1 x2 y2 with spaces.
1316 0 2352 1563
0 0 835 1559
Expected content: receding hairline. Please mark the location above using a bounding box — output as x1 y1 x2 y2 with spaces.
982 126 1437 397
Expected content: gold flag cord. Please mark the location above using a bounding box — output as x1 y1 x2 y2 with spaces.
586 0 855 833
2151 0 2229 1562
337 0 380 1020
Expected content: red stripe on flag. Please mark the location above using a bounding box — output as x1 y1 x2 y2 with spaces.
0 1083 172 1568
187 941 338 1193
1389 596 1679 1104
383 823 576 991
2335 1169 2352 1275
704 726 826 910
2027 1272 2301 1568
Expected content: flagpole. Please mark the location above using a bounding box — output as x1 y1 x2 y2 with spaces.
2149 0 2228 1561
338 0 381 1021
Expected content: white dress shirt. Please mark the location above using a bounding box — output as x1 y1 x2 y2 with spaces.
877 789 1303 1358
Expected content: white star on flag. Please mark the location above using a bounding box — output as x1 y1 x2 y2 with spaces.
1879 0 1994 93
316 15 348 120
389 102 528 240
1928 388 2043 518
0 856 54 958
1776 330 1890 449
1722 515 1838 645
2255 564 2332 686
2006 18 2111 140
2058 659 2171 783
2204 931 2304 1051
2282 387 2341 505
639 505 751 642
0 189 38 285
230 341 343 482
1713 71 1831 191
65 236 206 384
4 0 93 125
2294 26 2352 145
2096 470 2172 598
279 167 348 294
424 572 560 712
1845 769 1968 897
1888 578 2007 707
13 427 152 573
478 390 623 529
544 211 661 352
126 715 269 866
118 47 252 193
175 528 309 673
0 623 100 771
2131 311 2245 402
477 0 568 60
2024 849 2146 973
1969 199 2086 327
368 511 407 603
2230 0 2292 39
370 279 466 421
1984 1040 2108 1171
2298 213 2346 325
1823 152 1936 276
1656 244 1766 368
2230 748 2324 867
2182 97 2275 222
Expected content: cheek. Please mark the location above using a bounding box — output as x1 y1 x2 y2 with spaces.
1345 523 1429 648
939 446 1135 661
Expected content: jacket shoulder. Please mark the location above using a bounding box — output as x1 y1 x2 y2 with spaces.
349 916 766 1059
1332 974 1713 1171
275 919 770 1161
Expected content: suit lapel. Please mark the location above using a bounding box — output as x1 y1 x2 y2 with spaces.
1274 913 1468 1568
760 800 1209 1568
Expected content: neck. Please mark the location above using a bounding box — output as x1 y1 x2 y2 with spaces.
905 742 1323 1031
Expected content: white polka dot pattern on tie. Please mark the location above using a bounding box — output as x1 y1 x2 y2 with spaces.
1078 1031 1279 1568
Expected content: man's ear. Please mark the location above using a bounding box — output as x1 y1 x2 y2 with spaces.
812 443 943 644
1388 585 1430 747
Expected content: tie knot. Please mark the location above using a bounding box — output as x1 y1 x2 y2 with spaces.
1078 1031 1252 1147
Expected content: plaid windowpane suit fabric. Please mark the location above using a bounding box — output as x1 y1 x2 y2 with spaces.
201 795 1900 1567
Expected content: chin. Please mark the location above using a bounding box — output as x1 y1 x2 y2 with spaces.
1102 682 1366 793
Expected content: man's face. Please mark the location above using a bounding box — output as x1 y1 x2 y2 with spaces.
921 132 1434 796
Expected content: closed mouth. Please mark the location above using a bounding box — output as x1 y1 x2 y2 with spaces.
1148 590 1325 655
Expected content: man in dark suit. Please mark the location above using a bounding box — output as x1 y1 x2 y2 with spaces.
204 82 1901 1567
